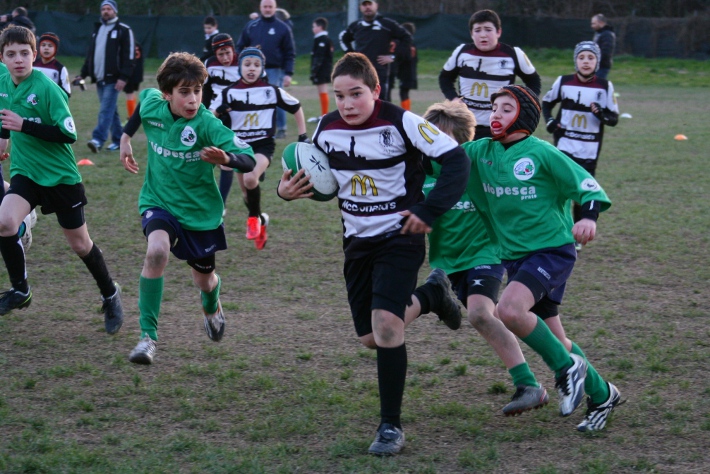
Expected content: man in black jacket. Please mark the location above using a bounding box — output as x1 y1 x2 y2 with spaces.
0 7 35 33
339 0 411 102
591 14 616 80
77 0 135 153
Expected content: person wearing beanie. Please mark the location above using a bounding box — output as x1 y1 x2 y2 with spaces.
439 9 541 140
33 32 71 97
591 13 616 79
78 0 135 153
212 46 308 250
542 41 619 231
237 0 296 139
462 84 623 433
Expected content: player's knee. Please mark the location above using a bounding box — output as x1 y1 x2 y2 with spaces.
242 173 259 189
144 245 169 270
495 300 522 327
467 306 492 329
360 334 377 349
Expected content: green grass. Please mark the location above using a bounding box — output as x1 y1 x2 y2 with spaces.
0 51 708 472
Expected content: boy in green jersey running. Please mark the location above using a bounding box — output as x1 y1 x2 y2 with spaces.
119 52 256 365
422 100 549 416
463 84 622 431
0 26 124 334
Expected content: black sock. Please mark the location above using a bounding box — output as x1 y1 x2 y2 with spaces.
245 185 261 218
80 244 115 298
413 281 443 315
377 343 407 429
219 169 234 205
0 234 28 293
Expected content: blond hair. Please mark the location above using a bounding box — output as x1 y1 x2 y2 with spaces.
423 101 477 144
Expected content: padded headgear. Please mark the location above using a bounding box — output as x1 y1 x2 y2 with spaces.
238 47 267 79
39 32 60 51
489 85 541 140
574 41 601 73
211 33 235 52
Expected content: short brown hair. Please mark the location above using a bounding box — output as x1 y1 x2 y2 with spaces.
0 25 36 55
469 9 501 33
156 52 207 93
423 101 477 145
314 17 328 30
331 52 378 90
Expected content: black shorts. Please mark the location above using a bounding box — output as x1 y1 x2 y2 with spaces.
141 208 227 261
249 137 275 164
396 59 417 90
343 232 425 337
311 70 331 85
448 263 505 306
571 157 597 176
8 173 87 216
124 82 141 94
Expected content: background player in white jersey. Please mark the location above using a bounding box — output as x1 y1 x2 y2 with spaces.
464 85 622 432
119 52 256 364
277 52 469 456
32 32 71 98
542 41 619 238
0 26 123 334
213 47 308 250
439 9 540 139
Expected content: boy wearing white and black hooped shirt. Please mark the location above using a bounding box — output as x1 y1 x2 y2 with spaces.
278 53 469 456
439 9 540 139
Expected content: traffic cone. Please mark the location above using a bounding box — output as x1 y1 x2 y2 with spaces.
77 158 95 165
674 134 688 141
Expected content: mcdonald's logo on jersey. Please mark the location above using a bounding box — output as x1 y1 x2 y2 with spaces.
418 121 440 144
470 82 489 98
571 114 587 129
243 113 259 127
351 175 378 196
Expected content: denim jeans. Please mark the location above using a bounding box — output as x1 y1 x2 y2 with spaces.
265 67 286 131
92 81 123 147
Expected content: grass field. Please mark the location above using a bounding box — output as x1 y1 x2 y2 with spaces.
0 49 709 473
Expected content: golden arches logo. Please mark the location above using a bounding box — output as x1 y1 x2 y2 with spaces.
243 113 259 127
418 121 440 144
470 82 489 98
571 114 587 128
351 175 378 196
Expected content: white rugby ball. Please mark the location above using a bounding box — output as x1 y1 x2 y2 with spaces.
281 142 338 202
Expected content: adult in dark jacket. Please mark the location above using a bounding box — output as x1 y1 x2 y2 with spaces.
1 7 35 33
77 0 135 153
237 0 296 138
339 0 411 102
591 14 616 80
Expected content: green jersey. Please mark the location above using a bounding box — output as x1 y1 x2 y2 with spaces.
463 136 611 260
423 160 499 274
0 69 79 186
138 88 255 231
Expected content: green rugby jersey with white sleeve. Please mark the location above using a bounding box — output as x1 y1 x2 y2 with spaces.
463 135 611 261
0 69 79 186
137 88 255 231
423 160 499 274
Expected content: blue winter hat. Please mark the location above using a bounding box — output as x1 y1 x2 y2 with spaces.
238 47 267 78
101 0 118 13
574 41 601 73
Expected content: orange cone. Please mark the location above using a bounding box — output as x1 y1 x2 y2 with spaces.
77 158 95 165
674 134 688 141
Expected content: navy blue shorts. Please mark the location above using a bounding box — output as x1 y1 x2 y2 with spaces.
448 263 505 306
343 232 425 337
141 208 227 261
502 244 577 306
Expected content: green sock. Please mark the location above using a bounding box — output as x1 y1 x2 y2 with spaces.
571 342 610 404
509 362 539 388
521 316 573 375
138 275 163 341
201 274 221 315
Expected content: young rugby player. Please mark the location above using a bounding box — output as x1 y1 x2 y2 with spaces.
119 52 255 364
277 52 469 455
0 26 123 333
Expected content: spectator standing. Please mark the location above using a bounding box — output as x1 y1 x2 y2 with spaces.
200 16 220 62
78 0 135 153
33 32 71 98
0 7 35 33
591 14 616 80
237 0 295 139
339 0 411 103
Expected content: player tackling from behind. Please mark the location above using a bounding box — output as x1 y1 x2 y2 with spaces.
119 52 256 364
278 52 470 456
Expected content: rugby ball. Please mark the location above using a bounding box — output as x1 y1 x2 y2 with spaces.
281 142 338 202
